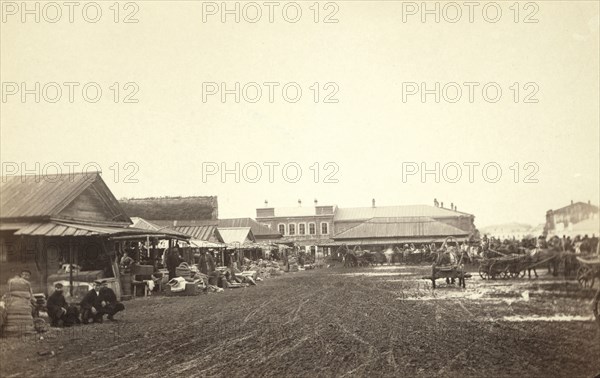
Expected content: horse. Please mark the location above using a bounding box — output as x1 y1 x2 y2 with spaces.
522 247 562 278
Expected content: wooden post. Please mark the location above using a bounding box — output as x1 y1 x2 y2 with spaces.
42 237 47 295
69 239 73 297
593 287 600 329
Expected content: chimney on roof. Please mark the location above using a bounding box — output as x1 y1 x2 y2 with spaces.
451 202 454 210
434 198 439 207
264 200 268 207
441 202 444 208
298 199 302 207
314 199 318 206
455 206 458 212
588 200 591 205
372 198 376 208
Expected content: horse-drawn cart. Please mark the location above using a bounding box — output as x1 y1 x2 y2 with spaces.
576 256 600 288
478 254 527 280
423 237 472 289
478 248 562 280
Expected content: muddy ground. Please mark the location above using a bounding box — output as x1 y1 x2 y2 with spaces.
1 264 599 378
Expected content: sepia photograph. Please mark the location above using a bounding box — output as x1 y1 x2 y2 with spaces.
0 1 599 377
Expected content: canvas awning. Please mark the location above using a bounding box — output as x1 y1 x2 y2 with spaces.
189 239 225 248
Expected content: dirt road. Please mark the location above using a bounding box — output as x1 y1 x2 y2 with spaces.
1 265 598 377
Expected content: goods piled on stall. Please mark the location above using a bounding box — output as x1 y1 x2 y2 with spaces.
1 276 35 336
241 259 284 279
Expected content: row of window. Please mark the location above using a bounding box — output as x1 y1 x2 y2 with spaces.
278 222 328 236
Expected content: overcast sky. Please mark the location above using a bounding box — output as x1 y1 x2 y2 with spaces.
1 1 599 228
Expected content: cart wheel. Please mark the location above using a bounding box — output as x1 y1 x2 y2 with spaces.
577 266 592 288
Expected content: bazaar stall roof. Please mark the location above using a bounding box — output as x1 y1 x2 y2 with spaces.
218 218 281 238
150 220 224 242
129 217 192 240
13 220 189 240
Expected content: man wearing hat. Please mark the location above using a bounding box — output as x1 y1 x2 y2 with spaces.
46 283 80 327
80 280 104 324
96 280 125 321
81 280 125 323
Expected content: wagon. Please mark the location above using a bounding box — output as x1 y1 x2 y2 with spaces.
576 256 600 289
478 254 527 280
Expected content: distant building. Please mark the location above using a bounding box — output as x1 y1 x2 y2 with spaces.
256 200 336 250
333 217 470 247
334 201 475 235
256 199 476 251
545 201 599 236
479 223 536 240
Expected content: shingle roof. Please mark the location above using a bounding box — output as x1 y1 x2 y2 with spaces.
334 205 471 221
333 217 469 240
119 196 218 221
0 172 130 224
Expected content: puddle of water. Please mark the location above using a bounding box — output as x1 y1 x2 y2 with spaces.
371 265 422 270
500 315 594 322
341 272 414 277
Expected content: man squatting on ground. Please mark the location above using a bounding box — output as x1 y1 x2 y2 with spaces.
80 280 125 324
46 283 80 327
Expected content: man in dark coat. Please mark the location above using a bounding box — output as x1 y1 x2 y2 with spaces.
80 281 102 324
80 280 125 323
198 250 216 275
96 281 125 321
166 247 182 279
46 283 80 327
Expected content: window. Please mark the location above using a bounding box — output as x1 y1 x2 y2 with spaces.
289 224 296 235
278 224 286 235
309 223 316 235
321 222 329 235
299 223 306 235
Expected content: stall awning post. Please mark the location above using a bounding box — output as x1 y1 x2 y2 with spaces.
69 239 73 297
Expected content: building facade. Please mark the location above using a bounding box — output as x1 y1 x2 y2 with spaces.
256 201 336 249
545 201 599 236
